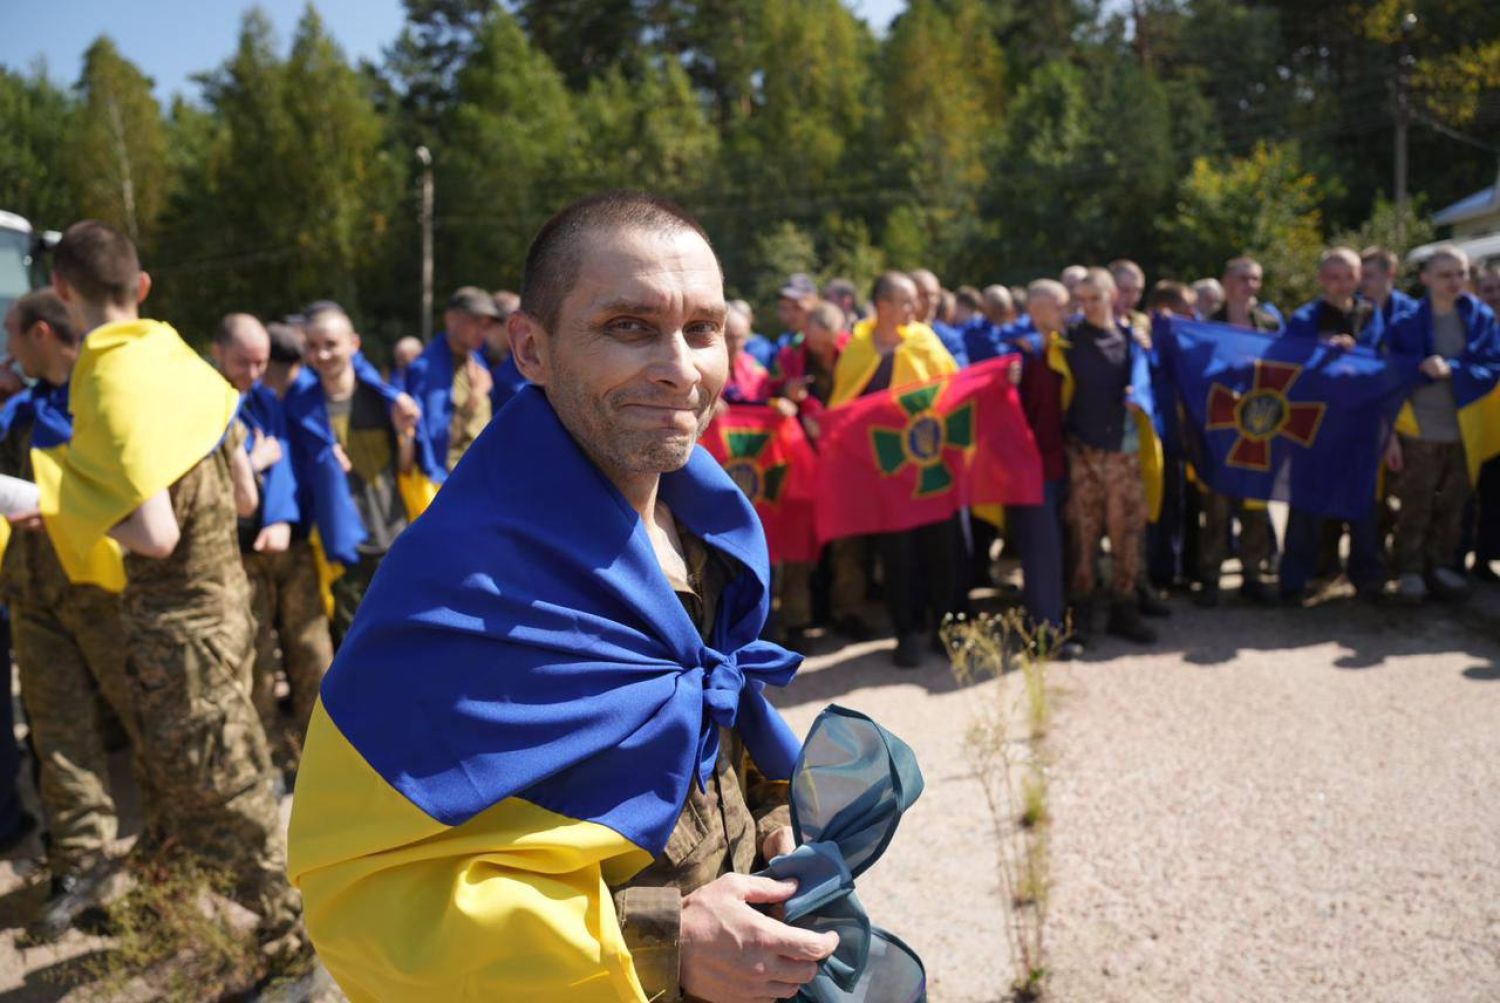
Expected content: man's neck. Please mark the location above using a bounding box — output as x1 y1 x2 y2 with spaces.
1323 296 1354 314
1227 298 1254 323
871 319 902 352
1084 312 1114 330
44 348 77 387
79 303 138 335
321 364 357 401
809 341 836 366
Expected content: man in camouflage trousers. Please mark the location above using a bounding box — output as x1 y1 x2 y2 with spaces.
49 222 304 964
1 289 150 941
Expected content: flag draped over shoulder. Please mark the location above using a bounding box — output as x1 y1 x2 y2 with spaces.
282 355 440 568
34 320 235 590
1160 316 1419 521
701 404 819 563
815 356 1043 541
239 383 299 528
288 386 805 1001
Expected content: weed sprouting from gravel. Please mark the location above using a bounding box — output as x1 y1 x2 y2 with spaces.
940 609 1057 1002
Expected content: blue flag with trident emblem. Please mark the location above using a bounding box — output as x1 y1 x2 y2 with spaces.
1158 317 1420 521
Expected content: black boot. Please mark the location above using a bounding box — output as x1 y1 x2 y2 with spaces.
1107 598 1157 644
1068 597 1094 648
892 631 925 669
1137 585 1172 617
1194 581 1221 608
25 859 126 944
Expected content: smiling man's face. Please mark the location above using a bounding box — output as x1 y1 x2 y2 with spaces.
525 225 728 478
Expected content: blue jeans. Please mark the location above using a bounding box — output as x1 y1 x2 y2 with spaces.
1009 479 1066 627
1281 509 1386 595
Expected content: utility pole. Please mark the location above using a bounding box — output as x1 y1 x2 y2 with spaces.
1394 12 1418 248
417 145 434 343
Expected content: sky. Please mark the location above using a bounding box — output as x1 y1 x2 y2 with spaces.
4 0 908 104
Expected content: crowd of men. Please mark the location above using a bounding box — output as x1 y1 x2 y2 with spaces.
0 212 1496 985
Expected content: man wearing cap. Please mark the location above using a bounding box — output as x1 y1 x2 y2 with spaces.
404 287 498 476
759 273 819 371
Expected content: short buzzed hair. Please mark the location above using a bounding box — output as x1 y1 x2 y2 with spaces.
1147 280 1194 315
1224 256 1262 280
1108 259 1144 283
13 287 78 347
1080 266 1117 294
1421 244 1469 273
304 302 353 334
1027 278 1068 304
1319 246 1361 271
871 271 913 303
808 301 844 332
266 322 305 364
1360 246 1399 275
214 312 264 348
52 220 141 308
521 190 717 335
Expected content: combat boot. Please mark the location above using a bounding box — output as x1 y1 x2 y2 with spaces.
24 858 128 944
1106 598 1157 644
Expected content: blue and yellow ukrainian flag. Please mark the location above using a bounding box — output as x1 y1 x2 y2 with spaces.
1046 329 1165 520
1160 317 1419 520
289 387 803 1001
1387 294 1500 482
34 319 237 590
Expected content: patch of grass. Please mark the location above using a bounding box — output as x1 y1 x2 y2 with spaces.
940 609 1056 1001
74 854 263 1002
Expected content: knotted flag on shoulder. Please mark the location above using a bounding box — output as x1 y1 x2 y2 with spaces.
701 403 819 563
815 356 1043 541
1160 316 1419 520
34 319 235 591
288 385 805 1001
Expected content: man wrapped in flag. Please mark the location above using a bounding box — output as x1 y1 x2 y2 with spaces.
283 303 439 640
1385 245 1500 600
289 192 838 1001
43 221 303 956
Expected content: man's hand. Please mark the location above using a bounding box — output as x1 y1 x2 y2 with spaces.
802 416 821 441
680 874 838 1003
1007 359 1023 386
248 428 284 473
253 521 292 554
460 357 493 414
391 393 422 438
7 509 43 533
761 826 796 862
1419 354 1452 380
332 443 353 474
1325 333 1357 351
783 376 812 403
1385 435 1404 474
772 397 798 419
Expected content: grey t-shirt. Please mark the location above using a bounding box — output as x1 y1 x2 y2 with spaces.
1408 310 1465 443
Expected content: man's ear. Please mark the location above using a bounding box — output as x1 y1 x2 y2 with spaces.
350 331 362 355
52 272 72 303
136 271 152 304
509 311 548 387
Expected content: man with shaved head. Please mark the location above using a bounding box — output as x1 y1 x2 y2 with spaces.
389 335 423 386
291 191 834 1000
911 268 968 365
213 313 333 758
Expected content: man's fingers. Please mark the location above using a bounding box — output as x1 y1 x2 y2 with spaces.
755 916 840 961
757 955 821 985
737 875 798 905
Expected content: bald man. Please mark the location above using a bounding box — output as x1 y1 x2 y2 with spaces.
911 268 968 366
389 336 423 390
214 314 333 757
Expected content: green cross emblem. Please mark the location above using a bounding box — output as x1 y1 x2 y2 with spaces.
722 430 788 506
869 384 975 498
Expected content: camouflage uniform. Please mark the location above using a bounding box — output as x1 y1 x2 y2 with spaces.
241 541 332 737
1065 442 1147 598
0 415 146 878
119 436 299 935
1199 490 1274 587
608 527 791 1001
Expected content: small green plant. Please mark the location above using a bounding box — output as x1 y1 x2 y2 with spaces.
74 854 263 1002
940 609 1056 1001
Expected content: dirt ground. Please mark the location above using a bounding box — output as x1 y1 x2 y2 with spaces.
0 573 1497 1001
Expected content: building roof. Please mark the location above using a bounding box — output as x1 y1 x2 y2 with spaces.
1408 230 1500 266
1432 183 1498 226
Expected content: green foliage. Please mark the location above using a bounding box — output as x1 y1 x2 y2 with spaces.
1162 142 1326 307
65 37 170 243
1332 196 1437 269
0 0 1496 338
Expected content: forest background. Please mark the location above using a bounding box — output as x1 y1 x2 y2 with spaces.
3 0 1499 357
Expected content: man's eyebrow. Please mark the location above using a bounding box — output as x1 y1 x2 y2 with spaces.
591 299 728 323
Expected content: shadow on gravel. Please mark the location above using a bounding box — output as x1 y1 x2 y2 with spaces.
0 949 111 1003
1462 663 1500 681
773 644 965 710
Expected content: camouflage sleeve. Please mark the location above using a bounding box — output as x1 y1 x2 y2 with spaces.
611 885 681 1002
742 753 793 851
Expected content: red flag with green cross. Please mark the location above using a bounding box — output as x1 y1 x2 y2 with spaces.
814 356 1043 541
700 404 820 563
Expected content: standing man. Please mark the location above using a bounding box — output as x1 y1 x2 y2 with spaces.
388 335 423 389
485 289 528 412
285 304 427 642
911 268 968 366
1386 246 1500 599
1192 278 1225 319
404 287 497 477
1279 247 1385 601
1361 246 1419 338
43 221 303 960
1213 257 1282 332
290 191 834 1001
0 289 139 941
1110 259 1152 348
832 272 964 667
213 314 333 756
